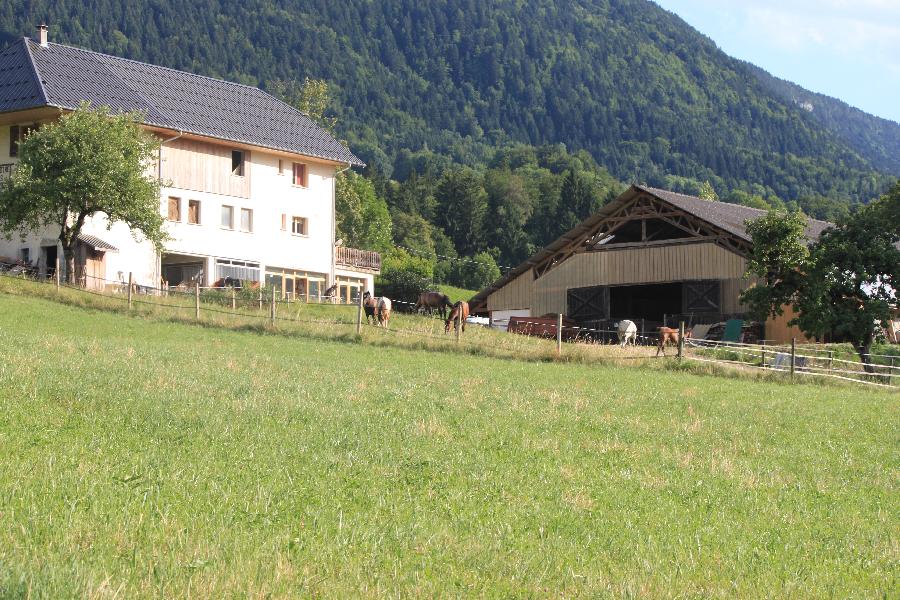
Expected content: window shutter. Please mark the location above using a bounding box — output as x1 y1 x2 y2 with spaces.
9 125 19 157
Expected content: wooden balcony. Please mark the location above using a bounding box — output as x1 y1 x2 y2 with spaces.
335 246 381 273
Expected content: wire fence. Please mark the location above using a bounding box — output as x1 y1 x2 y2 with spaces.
0 261 896 391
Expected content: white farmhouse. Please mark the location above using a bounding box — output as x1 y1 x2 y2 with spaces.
0 25 379 302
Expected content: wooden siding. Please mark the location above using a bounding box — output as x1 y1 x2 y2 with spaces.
161 138 250 198
486 269 534 311
765 305 813 345
487 242 750 316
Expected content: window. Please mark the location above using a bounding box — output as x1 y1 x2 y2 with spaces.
280 213 287 231
291 216 308 236
221 205 234 229
20 247 29 263
188 200 201 224
278 159 284 175
240 208 253 232
292 162 307 187
231 150 245 176
9 125 35 158
167 197 181 222
9 125 19 157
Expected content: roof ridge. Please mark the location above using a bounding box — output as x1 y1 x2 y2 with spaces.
21 38 49 105
39 39 265 92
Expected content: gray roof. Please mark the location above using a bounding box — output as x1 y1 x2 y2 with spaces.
77 233 118 253
635 186 831 242
470 185 833 307
0 38 363 167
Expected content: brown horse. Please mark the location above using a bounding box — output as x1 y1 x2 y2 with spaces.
656 327 692 356
445 301 469 334
416 291 453 319
363 291 377 324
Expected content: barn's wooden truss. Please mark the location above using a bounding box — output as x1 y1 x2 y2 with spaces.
532 192 752 278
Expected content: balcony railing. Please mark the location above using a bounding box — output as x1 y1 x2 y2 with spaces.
0 163 15 181
335 246 381 272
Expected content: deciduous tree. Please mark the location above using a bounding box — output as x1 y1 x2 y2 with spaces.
0 104 164 284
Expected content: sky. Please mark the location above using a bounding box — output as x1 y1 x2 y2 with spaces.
652 0 900 124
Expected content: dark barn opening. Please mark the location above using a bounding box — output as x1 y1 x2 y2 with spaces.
609 283 682 322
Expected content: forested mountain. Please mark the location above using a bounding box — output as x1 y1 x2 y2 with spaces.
1 0 897 205
747 64 900 175
2 0 898 291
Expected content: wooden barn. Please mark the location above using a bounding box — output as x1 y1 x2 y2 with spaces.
470 185 831 344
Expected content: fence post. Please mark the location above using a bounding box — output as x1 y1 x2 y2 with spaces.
127 272 133 310
790 337 796 381
195 281 200 321
258 290 263 311
760 340 766 368
231 286 236 311
55 255 60 291
356 289 363 335
640 319 645 346
677 321 685 361
270 288 276 326
828 350 834 371
890 357 895 387
557 313 563 356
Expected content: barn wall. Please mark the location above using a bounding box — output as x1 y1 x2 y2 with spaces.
765 305 814 344
486 269 534 311
531 242 748 315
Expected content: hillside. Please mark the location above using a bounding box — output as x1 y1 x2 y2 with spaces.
1 0 897 205
0 287 895 596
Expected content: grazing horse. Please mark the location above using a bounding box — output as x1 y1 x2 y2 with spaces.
445 301 470 334
363 291 377 324
656 327 692 356
376 296 392 328
416 291 453 319
617 319 638 348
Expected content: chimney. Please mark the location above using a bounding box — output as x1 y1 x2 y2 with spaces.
37 23 48 47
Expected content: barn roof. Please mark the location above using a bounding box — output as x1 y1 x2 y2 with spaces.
0 37 363 167
469 184 833 308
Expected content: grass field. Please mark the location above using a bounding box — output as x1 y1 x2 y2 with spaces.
0 287 897 597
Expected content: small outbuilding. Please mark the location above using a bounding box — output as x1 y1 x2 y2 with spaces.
470 185 831 343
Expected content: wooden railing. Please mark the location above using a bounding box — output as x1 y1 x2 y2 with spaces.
335 246 381 272
0 163 15 181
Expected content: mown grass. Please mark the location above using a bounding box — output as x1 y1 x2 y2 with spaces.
0 285 897 597
435 284 478 303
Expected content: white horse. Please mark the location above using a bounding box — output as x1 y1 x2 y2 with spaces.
617 319 637 347
376 296 392 328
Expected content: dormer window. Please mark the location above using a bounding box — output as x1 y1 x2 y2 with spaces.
231 150 245 176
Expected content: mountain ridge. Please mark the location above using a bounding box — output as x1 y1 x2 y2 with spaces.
0 0 897 204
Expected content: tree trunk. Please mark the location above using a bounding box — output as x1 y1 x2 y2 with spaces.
63 247 77 285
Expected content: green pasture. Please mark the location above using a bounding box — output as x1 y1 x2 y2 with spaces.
0 282 896 597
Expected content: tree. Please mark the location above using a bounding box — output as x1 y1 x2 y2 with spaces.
435 168 488 255
448 250 502 291
375 248 433 303
742 184 900 371
0 104 164 284
699 180 719 201
269 77 337 134
794 189 900 371
335 171 392 253
740 210 810 322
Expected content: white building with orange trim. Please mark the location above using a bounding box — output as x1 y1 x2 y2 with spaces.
0 25 379 302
